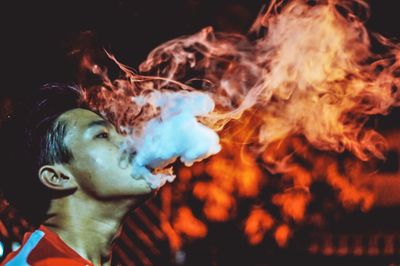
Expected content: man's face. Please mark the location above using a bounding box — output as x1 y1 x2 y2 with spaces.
58 108 152 200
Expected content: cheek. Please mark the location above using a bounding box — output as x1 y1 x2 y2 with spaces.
73 146 139 192
72 147 119 185
69 144 152 197
83 145 123 174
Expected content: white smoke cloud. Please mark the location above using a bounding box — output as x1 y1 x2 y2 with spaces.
125 90 221 189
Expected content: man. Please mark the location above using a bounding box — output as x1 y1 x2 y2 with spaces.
0 83 154 265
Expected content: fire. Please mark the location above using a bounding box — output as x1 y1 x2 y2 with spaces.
78 0 400 250
172 207 207 239
244 207 274 245
272 188 311 223
274 224 291 248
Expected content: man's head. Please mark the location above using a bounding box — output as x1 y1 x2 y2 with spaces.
0 84 151 225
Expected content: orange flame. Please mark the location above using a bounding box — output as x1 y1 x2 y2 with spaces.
272 188 311 223
172 207 207 238
274 224 291 248
244 207 274 245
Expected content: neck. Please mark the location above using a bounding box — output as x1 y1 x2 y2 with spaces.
43 195 137 266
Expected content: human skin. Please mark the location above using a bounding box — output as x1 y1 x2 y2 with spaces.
38 108 154 265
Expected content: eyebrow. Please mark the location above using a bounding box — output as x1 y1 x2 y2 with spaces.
86 120 114 130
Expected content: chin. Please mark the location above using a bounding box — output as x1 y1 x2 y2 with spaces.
130 189 157 207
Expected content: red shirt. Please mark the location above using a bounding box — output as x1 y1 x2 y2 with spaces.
1 225 94 266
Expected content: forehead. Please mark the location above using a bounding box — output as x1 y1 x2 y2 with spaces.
57 108 105 133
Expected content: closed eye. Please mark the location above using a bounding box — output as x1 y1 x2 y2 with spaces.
95 132 109 139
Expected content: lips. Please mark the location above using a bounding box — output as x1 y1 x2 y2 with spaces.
145 163 174 176
129 156 177 189
142 163 176 189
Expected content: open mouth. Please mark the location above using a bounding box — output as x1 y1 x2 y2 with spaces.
145 163 175 176
144 157 177 175
142 162 177 189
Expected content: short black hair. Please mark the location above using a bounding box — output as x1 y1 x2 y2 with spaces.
0 83 87 225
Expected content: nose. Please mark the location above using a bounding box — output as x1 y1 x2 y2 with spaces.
115 132 137 159
109 130 126 150
115 131 125 144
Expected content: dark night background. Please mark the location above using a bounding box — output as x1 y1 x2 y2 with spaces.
1 0 399 98
1 1 400 265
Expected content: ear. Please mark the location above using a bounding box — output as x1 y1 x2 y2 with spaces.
38 164 77 191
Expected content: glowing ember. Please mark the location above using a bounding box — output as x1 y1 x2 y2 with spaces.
173 207 208 238
272 187 311 223
244 207 274 245
274 224 291 248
